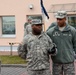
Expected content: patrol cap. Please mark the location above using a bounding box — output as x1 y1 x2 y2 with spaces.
54 11 67 19
31 19 43 25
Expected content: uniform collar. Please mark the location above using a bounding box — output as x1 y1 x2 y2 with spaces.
54 23 71 32
31 31 45 38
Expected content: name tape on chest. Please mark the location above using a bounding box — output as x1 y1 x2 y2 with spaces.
53 32 72 37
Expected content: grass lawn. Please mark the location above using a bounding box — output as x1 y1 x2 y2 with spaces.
0 55 27 64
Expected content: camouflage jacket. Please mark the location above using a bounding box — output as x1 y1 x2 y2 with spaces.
18 32 54 70
24 24 32 36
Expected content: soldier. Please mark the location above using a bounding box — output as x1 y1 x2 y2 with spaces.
18 19 57 75
47 11 76 75
17 17 32 54
24 16 32 36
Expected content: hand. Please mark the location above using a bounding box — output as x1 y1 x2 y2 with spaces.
48 43 57 56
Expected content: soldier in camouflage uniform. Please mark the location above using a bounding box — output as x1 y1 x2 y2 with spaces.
17 17 32 54
18 19 57 75
47 11 76 75
24 16 32 36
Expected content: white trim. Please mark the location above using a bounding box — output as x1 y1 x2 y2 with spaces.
0 46 17 51
1 35 16 38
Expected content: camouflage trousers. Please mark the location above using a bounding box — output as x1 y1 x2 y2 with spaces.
27 69 52 75
52 62 75 75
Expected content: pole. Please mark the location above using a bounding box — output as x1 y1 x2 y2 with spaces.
10 43 12 56
9 43 14 56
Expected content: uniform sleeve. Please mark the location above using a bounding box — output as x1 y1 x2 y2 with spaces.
46 34 57 55
17 36 29 59
17 43 27 59
72 29 76 54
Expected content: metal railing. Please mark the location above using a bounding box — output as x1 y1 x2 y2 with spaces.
9 42 20 55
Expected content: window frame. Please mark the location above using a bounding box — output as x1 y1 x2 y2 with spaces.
67 15 76 29
0 16 16 38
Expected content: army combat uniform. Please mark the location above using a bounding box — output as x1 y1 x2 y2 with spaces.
24 23 32 36
18 32 55 75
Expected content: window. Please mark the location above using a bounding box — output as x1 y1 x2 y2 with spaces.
27 15 42 20
1 16 16 37
67 15 76 29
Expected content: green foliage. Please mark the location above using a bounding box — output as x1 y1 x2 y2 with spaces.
0 55 27 64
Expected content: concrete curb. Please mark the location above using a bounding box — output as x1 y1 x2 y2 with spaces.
1 64 27 68
1 61 76 68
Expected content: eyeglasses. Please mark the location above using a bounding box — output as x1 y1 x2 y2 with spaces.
35 24 43 26
57 18 63 20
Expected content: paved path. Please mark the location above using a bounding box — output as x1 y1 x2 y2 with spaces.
1 64 27 75
1 67 27 75
1 61 76 75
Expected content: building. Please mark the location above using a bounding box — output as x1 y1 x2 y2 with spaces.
0 0 76 52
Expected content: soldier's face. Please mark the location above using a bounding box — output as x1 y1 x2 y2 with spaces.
56 17 66 27
32 24 43 35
